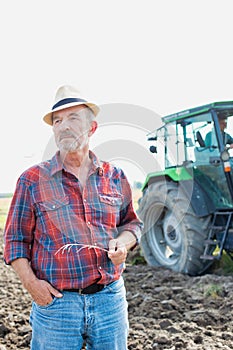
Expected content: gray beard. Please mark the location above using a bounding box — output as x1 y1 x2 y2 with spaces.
58 137 88 153
59 140 79 152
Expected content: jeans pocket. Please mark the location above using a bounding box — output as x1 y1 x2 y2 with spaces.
105 277 125 294
34 296 57 309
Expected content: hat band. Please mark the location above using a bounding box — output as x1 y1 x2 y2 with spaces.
52 97 87 110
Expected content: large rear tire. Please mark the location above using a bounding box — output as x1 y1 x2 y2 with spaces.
137 181 212 275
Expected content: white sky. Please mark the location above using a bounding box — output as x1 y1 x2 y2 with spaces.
1 0 233 193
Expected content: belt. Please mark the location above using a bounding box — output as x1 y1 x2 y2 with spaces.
63 282 105 295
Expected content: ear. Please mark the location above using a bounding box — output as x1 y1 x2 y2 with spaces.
88 121 98 137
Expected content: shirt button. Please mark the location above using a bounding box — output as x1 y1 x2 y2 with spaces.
87 221 90 225
83 199 87 202
52 205 56 209
99 266 102 270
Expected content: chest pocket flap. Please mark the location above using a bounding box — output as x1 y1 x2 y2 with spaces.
99 194 123 206
37 196 69 212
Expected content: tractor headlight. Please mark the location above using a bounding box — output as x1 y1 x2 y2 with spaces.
221 150 230 162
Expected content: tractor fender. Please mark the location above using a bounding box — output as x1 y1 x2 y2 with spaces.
143 171 215 217
179 179 215 217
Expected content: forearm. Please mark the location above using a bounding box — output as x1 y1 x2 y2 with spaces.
11 258 37 290
11 258 62 305
117 230 137 251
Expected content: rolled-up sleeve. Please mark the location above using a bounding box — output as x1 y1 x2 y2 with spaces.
4 178 35 265
117 170 143 244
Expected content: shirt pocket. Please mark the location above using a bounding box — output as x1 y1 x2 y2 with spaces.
37 196 69 212
34 196 70 232
99 194 123 207
98 193 123 227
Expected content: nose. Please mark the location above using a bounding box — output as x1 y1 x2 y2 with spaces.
59 119 71 131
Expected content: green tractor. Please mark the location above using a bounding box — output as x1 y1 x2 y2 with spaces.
137 101 233 275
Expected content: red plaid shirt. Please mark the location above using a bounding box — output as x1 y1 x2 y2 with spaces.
4 151 142 290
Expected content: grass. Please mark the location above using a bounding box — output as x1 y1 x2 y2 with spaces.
221 253 233 274
204 284 223 298
211 251 233 275
0 197 12 230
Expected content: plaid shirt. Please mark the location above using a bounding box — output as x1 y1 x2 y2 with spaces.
4 151 142 290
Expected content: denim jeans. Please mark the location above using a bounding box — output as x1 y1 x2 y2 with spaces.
29 277 129 350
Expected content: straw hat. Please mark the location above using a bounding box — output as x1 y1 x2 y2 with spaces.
43 85 100 125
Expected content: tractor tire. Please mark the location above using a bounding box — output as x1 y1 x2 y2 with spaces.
137 180 212 275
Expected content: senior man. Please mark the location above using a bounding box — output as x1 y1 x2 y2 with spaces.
4 85 143 350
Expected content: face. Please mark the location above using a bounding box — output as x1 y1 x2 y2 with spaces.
218 118 227 132
52 105 96 153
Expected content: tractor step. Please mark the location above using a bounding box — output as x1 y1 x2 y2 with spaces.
200 211 233 261
200 254 219 260
204 239 219 245
210 225 225 230
200 255 215 260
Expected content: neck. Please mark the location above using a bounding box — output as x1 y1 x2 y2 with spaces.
60 146 90 170
60 148 92 188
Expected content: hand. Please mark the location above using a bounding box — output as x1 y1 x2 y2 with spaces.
25 278 63 306
108 239 127 266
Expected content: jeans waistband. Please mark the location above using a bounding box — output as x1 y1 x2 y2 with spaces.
63 282 105 295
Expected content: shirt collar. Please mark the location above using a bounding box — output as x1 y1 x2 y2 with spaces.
49 150 104 177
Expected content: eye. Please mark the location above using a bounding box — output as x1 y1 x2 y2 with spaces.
53 118 61 125
70 114 81 121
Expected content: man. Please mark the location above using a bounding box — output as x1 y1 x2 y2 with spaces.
205 114 233 148
4 85 143 349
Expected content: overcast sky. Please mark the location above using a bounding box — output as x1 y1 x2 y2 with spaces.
1 0 233 193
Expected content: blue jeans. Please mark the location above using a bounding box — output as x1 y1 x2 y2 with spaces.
29 277 129 350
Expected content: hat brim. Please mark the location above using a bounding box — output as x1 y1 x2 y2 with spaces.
43 102 100 125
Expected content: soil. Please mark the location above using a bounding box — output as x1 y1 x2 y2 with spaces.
1 232 233 350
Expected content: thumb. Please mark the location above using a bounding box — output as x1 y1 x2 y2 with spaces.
48 284 63 298
108 239 117 254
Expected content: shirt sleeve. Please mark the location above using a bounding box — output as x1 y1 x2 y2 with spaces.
225 132 233 145
4 177 35 264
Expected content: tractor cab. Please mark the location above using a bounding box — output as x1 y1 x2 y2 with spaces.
147 102 233 210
